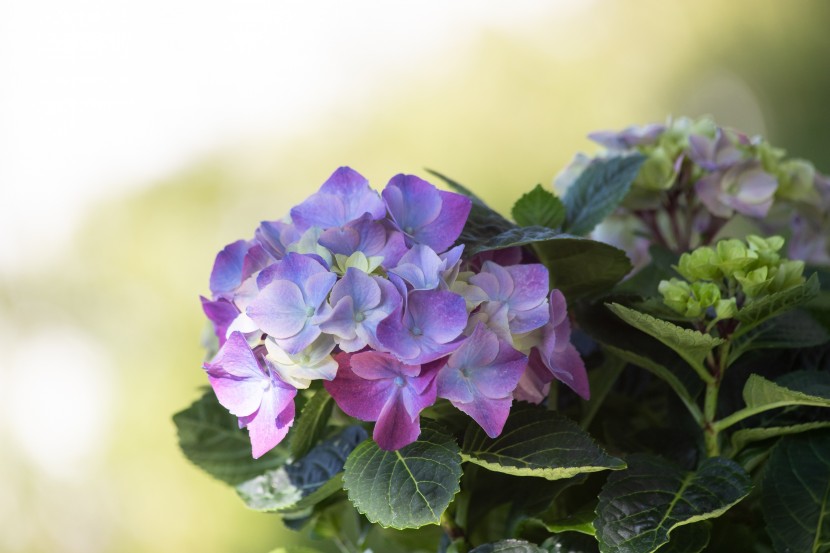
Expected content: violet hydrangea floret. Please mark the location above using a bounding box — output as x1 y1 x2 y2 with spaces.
290 167 386 231
203 331 297 459
436 324 527 438
382 174 472 253
247 252 336 354
318 267 403 352
467 261 551 337
376 289 468 364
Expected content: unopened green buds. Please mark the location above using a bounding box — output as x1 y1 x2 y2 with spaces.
662 235 805 320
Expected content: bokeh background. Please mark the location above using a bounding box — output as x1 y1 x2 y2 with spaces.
2 1 829 552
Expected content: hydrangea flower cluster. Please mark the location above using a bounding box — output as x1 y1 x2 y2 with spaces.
201 167 588 456
659 234 805 326
557 117 830 267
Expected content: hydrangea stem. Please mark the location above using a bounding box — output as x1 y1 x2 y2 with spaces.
703 341 730 457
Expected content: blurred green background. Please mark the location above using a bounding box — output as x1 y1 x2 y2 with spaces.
2 2 830 552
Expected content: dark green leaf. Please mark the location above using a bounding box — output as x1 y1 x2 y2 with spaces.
469 540 547 553
512 184 567 229
606 303 722 378
653 523 711 553
594 455 751 553
563 154 646 236
541 533 599 552
537 236 632 299
466 226 562 257
461 403 625 480
730 422 830 454
541 510 596 536
237 426 366 513
290 390 334 459
457 204 517 251
603 345 702 423
730 309 830 361
735 274 821 335
173 391 289 485
343 421 462 529
762 430 830 553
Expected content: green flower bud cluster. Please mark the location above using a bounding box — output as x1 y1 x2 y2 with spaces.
660 235 805 320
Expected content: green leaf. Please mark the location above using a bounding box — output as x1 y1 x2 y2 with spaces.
744 373 830 411
730 309 830 361
469 540 547 553
537 236 632 299
734 274 821 335
603 345 702 423
594 455 751 553
342 420 462 529
563 154 646 236
762 430 830 553
173 391 289 485
461 403 625 480
541 534 599 552
653 523 711 553
466 226 562 257
290 390 334 459
730 422 830 454
715 373 830 432
606 303 723 380
542 510 596 536
512 184 567 229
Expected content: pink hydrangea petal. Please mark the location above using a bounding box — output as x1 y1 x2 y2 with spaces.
373 391 422 451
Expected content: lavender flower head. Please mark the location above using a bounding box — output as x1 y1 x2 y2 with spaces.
200 166 588 455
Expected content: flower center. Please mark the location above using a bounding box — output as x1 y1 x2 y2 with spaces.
404 226 414 235
354 312 365 322
305 306 315 317
461 366 472 378
299 354 310 365
393 376 405 387
411 326 423 337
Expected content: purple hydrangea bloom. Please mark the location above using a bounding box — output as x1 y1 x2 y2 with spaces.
436 324 527 438
382 174 472 253
588 123 665 150
204 331 297 458
533 290 589 400
319 267 403 352
247 253 336 354
376 289 467 364
324 351 437 451
468 261 550 337
290 167 386 231
389 244 446 290
210 240 273 300
687 129 744 172
201 296 241 347
255 220 301 260
318 214 408 267
695 160 778 219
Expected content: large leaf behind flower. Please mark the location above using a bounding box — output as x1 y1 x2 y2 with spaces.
343 420 462 529
562 154 645 236
173 390 290 485
761 430 830 553
594 455 751 553
461 403 625 480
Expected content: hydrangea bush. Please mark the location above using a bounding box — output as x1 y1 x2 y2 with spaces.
175 118 830 553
